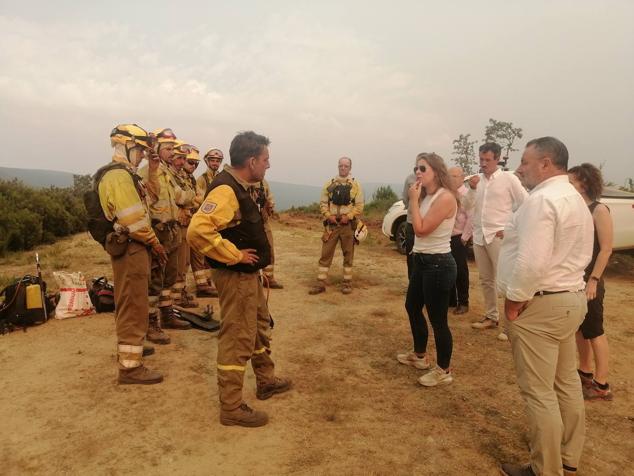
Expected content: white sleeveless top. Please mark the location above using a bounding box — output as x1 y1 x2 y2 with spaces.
412 187 456 254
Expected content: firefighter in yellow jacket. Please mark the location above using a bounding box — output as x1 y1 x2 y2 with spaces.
191 148 224 297
255 179 283 288
170 142 202 307
98 124 168 384
308 157 364 295
138 129 192 343
188 131 291 428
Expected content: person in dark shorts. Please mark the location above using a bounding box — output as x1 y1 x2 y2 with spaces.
569 163 614 401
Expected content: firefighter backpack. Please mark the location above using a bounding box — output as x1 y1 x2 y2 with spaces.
0 275 48 334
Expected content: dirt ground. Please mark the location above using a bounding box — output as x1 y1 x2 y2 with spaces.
1 218 633 476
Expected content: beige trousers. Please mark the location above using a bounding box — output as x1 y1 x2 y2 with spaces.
508 291 587 476
190 247 211 287
150 224 181 311
317 223 355 282
111 241 150 369
473 236 503 322
212 269 276 411
173 225 190 298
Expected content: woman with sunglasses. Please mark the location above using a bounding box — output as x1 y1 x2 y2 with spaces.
397 153 458 386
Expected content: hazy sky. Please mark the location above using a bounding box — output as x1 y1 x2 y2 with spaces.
1 1 632 186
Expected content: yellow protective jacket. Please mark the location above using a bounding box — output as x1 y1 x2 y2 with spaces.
175 170 204 226
188 165 257 265
319 176 364 220
196 169 219 198
98 157 160 248
138 162 191 224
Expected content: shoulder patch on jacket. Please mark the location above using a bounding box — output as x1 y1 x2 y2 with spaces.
201 202 217 214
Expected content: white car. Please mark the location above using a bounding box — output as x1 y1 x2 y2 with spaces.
382 188 634 253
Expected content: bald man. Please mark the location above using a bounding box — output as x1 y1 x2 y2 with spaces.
448 167 473 314
309 157 364 295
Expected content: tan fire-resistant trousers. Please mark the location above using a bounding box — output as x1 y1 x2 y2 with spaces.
111 241 151 369
473 236 503 322
317 223 355 282
190 247 211 287
212 268 276 411
508 291 587 476
173 225 190 297
263 220 276 280
150 224 181 312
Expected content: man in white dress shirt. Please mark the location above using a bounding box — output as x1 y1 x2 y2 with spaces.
497 137 593 476
464 142 528 340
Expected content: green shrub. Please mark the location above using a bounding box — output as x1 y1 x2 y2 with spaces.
0 179 88 255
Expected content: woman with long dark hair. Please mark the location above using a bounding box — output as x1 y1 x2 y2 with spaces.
568 163 613 401
397 153 458 386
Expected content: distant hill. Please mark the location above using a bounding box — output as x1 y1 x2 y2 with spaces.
0 166 402 211
0 166 75 188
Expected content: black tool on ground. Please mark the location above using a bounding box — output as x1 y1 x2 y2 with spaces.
173 304 220 332
35 253 48 322
89 277 116 313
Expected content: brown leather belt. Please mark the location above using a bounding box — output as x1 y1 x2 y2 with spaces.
534 290 571 297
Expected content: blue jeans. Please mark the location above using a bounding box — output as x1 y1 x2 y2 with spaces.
405 252 457 369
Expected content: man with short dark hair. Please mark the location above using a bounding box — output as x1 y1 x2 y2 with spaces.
463 142 527 341
498 137 593 476
188 131 291 428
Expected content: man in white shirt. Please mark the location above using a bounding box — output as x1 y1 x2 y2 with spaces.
497 137 593 476
463 142 528 340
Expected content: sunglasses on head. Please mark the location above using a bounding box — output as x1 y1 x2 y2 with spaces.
413 165 427 173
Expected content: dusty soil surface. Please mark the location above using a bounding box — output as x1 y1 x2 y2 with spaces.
1 218 633 475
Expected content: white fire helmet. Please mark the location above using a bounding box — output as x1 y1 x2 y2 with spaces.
354 220 368 243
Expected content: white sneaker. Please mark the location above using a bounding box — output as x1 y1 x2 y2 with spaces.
497 332 509 341
396 351 431 370
418 366 453 387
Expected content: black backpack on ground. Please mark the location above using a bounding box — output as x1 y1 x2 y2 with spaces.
89 277 115 313
0 276 49 334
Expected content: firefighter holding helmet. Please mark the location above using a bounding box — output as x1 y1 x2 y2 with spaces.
170 141 202 307
309 157 364 295
97 124 167 384
138 129 192 344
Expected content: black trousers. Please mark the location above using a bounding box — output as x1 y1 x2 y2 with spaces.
405 253 457 369
405 223 415 279
449 234 469 307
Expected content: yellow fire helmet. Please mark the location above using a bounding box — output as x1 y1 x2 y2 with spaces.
110 124 153 149
354 220 368 244
172 140 195 157
186 145 200 161
152 127 177 144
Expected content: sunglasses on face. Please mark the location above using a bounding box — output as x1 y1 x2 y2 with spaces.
187 160 199 167
413 165 427 173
